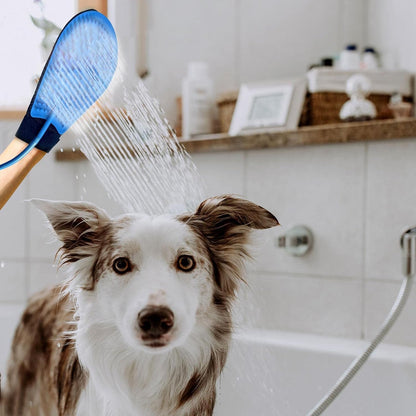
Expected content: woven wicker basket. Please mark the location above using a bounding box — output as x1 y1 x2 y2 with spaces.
217 91 239 133
309 92 412 125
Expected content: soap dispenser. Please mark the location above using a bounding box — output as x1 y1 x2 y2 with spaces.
182 62 214 139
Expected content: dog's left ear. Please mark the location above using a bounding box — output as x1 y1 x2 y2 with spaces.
31 199 111 266
183 195 279 297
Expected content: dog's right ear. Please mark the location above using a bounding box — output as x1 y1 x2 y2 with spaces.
31 199 111 266
181 195 278 298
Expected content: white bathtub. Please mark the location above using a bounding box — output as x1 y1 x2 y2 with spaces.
214 329 416 416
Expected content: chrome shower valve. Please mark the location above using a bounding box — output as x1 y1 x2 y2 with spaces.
276 225 313 257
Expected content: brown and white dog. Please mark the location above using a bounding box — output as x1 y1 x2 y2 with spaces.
1 195 278 416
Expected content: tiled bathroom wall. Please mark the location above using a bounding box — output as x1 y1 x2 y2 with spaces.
367 0 416 72
1 0 415 374
192 139 416 348
2 116 416 375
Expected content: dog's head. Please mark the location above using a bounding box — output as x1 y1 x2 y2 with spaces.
34 195 278 354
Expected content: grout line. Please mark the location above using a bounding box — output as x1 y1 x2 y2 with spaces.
253 269 362 282
0 300 26 306
360 142 369 339
338 0 345 51
253 268 404 285
242 150 247 197
363 0 370 46
234 0 241 86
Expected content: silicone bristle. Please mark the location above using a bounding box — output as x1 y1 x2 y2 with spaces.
30 10 118 134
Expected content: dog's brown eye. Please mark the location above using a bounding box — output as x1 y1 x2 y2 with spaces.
113 257 131 274
177 255 195 272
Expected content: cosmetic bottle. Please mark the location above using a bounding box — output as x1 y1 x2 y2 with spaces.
362 47 379 70
339 44 360 70
182 62 214 139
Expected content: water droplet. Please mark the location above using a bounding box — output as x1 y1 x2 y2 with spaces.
60 148 64 153
72 147 76 152
57 342 61 348
75 175 79 180
0 261 5 268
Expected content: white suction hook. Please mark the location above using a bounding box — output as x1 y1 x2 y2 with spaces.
400 226 416 277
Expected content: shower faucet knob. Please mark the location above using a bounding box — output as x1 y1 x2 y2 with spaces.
276 225 313 257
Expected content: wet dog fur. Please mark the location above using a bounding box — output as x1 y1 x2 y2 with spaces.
1 195 278 416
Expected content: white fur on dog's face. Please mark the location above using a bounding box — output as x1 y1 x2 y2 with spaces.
88 214 213 353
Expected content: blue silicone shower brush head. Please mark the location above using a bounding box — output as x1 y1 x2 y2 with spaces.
0 9 118 170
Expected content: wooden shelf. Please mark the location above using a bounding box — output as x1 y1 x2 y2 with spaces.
54 118 416 161
0 110 26 120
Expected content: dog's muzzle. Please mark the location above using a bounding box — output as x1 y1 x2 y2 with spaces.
137 306 174 344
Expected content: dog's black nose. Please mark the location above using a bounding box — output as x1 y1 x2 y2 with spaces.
137 306 174 338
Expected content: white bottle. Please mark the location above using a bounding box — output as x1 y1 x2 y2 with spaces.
339 44 360 70
182 62 214 139
362 47 379 70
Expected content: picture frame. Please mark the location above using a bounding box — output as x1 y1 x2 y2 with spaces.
228 78 307 136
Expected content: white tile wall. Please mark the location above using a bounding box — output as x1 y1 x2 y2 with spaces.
2 137 416 362
239 0 342 83
246 143 366 279
0 181 27 259
365 139 416 282
367 0 416 71
192 141 416 346
191 151 246 198
244 272 363 339
144 0 366 124
364 279 416 347
27 261 64 297
2 0 416 378
0 303 25 375
0 262 26 302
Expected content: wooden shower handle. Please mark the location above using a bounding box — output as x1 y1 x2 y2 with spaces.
0 138 46 209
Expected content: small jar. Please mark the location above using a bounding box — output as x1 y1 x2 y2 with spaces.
388 93 412 119
362 47 379 70
339 44 360 70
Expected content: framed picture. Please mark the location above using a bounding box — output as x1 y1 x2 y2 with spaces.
228 78 306 136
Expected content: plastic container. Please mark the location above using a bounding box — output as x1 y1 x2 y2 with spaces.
388 92 413 118
339 44 360 70
362 47 379 70
181 62 214 138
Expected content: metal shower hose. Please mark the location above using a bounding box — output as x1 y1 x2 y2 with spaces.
307 228 416 416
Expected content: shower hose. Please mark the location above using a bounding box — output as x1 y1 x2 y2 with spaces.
306 227 416 416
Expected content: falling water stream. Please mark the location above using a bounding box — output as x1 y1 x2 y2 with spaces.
72 64 203 215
